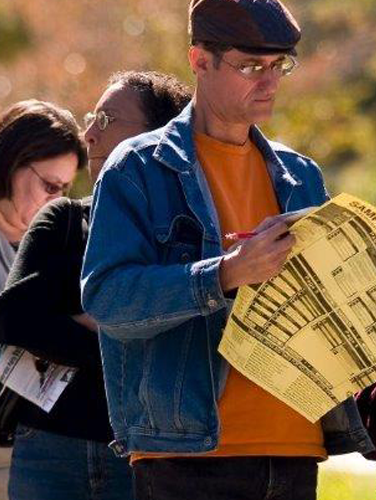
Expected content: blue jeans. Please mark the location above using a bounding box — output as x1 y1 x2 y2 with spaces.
9 425 134 500
133 456 318 500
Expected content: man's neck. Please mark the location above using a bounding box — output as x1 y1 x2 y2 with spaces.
192 94 252 147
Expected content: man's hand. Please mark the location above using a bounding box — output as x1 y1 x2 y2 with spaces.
220 216 296 292
71 313 98 332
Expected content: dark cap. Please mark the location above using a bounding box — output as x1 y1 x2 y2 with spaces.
189 0 301 56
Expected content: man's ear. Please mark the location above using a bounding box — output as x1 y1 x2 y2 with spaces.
189 45 210 76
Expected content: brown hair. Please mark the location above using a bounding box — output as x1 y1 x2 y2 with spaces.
108 71 192 130
191 40 233 68
0 99 87 199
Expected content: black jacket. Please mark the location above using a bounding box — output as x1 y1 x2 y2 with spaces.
0 197 113 442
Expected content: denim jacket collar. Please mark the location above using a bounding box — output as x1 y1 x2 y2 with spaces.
153 101 300 190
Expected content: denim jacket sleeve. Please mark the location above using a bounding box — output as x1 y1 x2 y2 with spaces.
81 159 227 341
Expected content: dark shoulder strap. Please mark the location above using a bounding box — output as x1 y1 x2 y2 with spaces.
65 198 86 251
63 199 74 250
80 196 92 239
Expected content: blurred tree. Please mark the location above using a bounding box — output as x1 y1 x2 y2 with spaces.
268 0 376 200
0 3 31 63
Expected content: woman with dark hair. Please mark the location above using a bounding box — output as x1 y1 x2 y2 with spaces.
0 98 86 291
0 72 191 500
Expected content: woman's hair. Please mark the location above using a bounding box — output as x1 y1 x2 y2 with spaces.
108 71 192 130
0 99 87 199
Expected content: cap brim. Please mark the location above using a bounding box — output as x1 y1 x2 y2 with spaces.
231 44 297 56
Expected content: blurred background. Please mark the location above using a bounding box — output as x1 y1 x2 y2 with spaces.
1 0 376 201
0 0 376 499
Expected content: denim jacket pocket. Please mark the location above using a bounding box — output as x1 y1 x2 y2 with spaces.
155 214 203 265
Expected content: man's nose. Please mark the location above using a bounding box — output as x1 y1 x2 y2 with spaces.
84 121 99 146
257 69 280 91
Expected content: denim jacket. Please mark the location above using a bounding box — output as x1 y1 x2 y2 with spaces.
81 103 374 457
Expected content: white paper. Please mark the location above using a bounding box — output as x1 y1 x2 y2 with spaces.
0 346 76 413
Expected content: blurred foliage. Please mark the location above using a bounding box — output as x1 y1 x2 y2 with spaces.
267 0 376 201
0 0 375 202
0 4 31 62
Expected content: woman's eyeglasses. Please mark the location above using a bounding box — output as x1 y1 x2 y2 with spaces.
30 166 71 196
83 110 146 131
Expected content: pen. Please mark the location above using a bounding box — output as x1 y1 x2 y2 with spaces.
225 231 257 241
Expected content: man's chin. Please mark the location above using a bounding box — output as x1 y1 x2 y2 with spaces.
88 158 105 182
248 102 274 122
242 98 274 120
246 111 273 124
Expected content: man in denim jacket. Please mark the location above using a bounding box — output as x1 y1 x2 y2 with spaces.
82 1 374 499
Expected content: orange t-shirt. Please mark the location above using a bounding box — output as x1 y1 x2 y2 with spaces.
132 133 326 462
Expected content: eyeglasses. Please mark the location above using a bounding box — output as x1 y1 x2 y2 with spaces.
83 110 145 132
84 110 115 131
221 55 298 79
30 166 71 196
